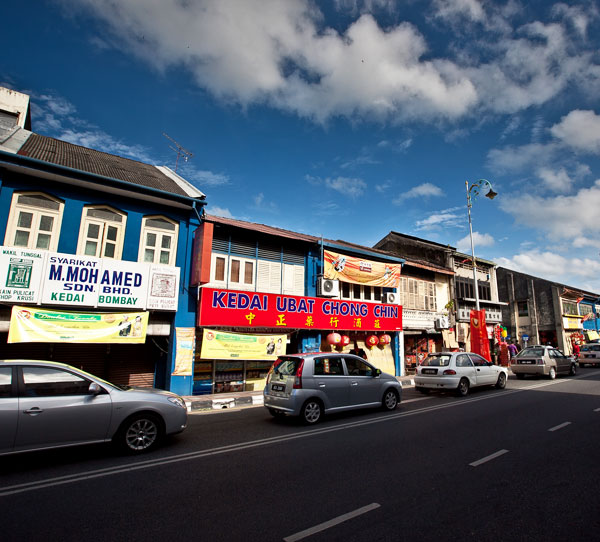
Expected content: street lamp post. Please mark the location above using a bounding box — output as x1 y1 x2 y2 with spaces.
465 179 497 312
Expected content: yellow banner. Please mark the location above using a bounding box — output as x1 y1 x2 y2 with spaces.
324 250 401 287
200 329 287 360
8 306 149 343
172 327 195 376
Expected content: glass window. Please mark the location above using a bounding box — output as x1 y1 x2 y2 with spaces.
517 301 529 317
215 256 226 281
0 367 12 398
314 357 345 376
22 367 91 397
562 300 578 315
518 347 545 357
230 259 240 282
78 206 126 259
456 355 473 368
244 262 253 284
344 357 373 376
469 354 488 366
4 192 63 251
421 354 451 367
363 286 372 301
139 216 178 266
353 284 361 299
341 282 351 299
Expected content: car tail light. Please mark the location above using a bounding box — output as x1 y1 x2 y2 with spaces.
266 359 282 385
443 369 457 375
293 359 305 389
536 358 545 365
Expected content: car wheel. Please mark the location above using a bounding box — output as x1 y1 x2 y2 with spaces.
495 372 507 389
116 412 163 454
456 378 469 397
415 386 430 394
549 367 556 380
301 399 322 424
268 408 286 418
382 389 399 411
516 373 525 380
569 363 577 376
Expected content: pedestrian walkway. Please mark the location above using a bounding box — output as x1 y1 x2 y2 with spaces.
183 375 416 411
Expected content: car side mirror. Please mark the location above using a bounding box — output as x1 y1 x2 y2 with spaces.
89 382 102 396
374 369 381 377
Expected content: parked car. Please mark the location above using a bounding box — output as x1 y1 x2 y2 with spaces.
414 352 508 396
511 345 577 379
579 343 600 368
0 359 188 456
263 353 402 424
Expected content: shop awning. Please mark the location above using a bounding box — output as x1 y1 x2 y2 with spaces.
585 330 599 341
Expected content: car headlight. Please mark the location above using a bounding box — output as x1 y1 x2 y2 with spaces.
168 396 187 409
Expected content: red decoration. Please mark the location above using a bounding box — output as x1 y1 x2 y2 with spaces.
379 334 391 345
340 335 351 347
327 332 342 345
366 334 379 348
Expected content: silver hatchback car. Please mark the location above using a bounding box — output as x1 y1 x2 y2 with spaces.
263 353 402 424
511 345 577 379
0 359 188 456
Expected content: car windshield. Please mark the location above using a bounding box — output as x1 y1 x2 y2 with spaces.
518 347 544 357
273 357 302 376
581 344 600 352
421 354 451 367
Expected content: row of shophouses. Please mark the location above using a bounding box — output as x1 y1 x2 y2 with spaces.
1 86 599 397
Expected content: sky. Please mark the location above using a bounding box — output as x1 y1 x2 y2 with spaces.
3 0 600 292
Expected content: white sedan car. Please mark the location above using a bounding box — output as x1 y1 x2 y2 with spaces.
414 352 508 396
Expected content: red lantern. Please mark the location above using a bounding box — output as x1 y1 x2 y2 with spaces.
366 334 379 348
379 334 391 345
340 335 351 347
327 332 342 346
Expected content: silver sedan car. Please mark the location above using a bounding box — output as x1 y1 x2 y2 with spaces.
414 352 508 396
0 359 188 456
263 353 402 424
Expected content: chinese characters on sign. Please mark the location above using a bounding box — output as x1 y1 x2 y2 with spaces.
198 288 402 331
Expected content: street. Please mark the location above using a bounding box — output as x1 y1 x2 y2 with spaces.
2 370 600 542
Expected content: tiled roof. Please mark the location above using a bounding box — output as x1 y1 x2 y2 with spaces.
205 214 320 243
17 134 192 197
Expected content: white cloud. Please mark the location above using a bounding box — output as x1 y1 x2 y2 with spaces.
306 174 367 197
415 209 463 230
550 110 600 154
500 179 600 240
252 192 279 213
205 206 234 218
456 231 495 253
393 182 444 204
536 167 573 193
178 165 230 186
487 143 559 174
433 0 486 23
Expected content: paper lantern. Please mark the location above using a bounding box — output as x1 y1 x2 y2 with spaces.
340 335 351 347
379 334 391 345
501 327 508 338
366 334 379 348
327 332 342 345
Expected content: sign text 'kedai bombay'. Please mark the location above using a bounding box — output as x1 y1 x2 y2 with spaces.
198 288 402 331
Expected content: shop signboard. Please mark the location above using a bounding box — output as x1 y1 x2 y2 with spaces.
470 309 491 362
200 328 287 360
0 246 181 310
0 247 46 303
323 250 401 288
563 316 582 330
8 305 149 343
198 287 403 331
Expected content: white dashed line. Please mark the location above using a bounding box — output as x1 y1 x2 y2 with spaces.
548 422 571 432
283 503 380 542
469 449 509 467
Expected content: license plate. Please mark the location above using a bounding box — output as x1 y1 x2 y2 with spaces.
520 360 534 364
422 368 437 375
272 384 285 392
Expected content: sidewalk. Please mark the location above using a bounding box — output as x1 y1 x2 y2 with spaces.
183 375 416 412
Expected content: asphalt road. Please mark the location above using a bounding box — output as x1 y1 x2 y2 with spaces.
2 370 600 542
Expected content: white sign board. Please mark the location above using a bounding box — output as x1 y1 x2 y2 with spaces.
0 247 46 303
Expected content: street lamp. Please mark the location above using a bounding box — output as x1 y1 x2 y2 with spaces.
466 179 497 311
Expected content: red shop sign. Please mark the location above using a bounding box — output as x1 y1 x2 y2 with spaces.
198 288 402 332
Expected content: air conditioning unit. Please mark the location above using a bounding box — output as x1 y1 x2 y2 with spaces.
317 277 340 297
383 292 399 304
435 316 450 329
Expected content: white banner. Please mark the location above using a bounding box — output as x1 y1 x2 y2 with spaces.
0 247 46 303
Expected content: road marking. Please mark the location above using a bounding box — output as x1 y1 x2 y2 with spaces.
283 503 380 542
548 422 571 432
469 449 509 467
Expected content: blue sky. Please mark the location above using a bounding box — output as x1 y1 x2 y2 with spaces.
3 0 600 291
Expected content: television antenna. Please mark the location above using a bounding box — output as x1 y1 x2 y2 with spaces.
162 132 193 172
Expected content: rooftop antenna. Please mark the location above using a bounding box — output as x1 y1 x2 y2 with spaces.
162 132 193 172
